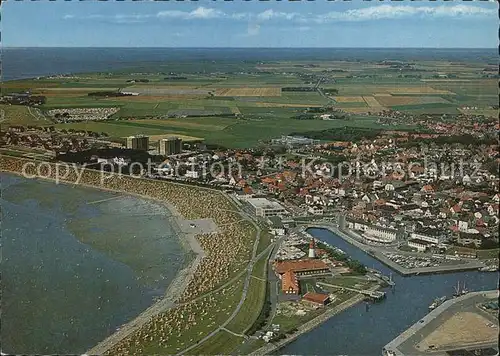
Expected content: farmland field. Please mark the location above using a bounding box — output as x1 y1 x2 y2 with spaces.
215 88 281 97
363 96 383 108
2 55 498 147
333 96 366 103
122 86 211 95
375 95 450 106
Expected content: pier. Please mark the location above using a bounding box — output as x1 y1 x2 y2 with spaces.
383 290 499 356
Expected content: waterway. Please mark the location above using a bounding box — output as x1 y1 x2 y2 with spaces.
280 228 499 356
0 173 191 354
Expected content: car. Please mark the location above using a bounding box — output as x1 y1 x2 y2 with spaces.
419 319 425 323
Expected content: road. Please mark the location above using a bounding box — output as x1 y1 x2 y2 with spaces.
27 106 47 122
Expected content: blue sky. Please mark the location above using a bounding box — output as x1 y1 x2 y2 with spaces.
2 1 497 48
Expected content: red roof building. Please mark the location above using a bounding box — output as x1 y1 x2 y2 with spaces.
303 292 330 306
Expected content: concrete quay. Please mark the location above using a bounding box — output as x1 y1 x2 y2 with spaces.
249 293 367 356
306 223 486 276
383 290 499 356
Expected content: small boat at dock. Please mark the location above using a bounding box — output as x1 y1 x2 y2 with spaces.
428 296 447 310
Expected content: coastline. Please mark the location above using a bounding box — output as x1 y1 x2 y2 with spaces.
0 169 208 355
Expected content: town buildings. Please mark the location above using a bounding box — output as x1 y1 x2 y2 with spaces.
246 197 288 218
126 135 149 151
159 137 182 156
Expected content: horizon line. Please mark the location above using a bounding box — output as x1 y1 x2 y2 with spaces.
2 46 497 50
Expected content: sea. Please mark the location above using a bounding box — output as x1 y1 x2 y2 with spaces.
0 173 191 354
1 47 497 82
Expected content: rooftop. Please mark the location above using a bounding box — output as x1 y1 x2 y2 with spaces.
274 259 329 274
303 292 330 304
247 197 286 210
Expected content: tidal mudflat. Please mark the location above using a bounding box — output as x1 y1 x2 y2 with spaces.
0 173 192 354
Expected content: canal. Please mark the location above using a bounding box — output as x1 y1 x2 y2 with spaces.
280 228 499 356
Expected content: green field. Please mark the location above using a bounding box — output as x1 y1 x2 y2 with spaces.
3 58 497 147
188 330 243 355
225 253 268 334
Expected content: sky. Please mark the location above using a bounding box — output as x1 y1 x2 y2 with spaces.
1 1 497 48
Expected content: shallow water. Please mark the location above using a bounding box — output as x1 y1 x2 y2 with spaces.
0 173 190 354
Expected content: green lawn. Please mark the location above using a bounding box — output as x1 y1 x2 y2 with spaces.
0 104 47 125
476 249 499 259
256 231 273 256
225 253 268 334
49 114 399 148
187 330 243 355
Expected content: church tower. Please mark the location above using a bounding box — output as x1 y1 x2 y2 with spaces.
308 238 316 259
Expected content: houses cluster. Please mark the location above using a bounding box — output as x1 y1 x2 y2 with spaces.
376 111 498 136
0 92 46 106
136 127 498 255
0 126 110 153
48 107 120 122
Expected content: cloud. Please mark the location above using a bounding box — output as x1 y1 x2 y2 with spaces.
62 4 495 24
314 4 496 23
256 9 299 22
247 23 261 36
156 7 225 20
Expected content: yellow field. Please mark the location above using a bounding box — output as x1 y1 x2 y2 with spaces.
373 93 393 97
363 96 383 107
333 96 365 103
215 88 281 97
375 96 450 106
384 87 454 95
254 102 322 108
144 134 203 142
341 107 386 113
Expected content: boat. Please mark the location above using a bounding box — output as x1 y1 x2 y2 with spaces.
453 281 469 297
461 282 469 295
428 296 447 310
479 265 498 272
